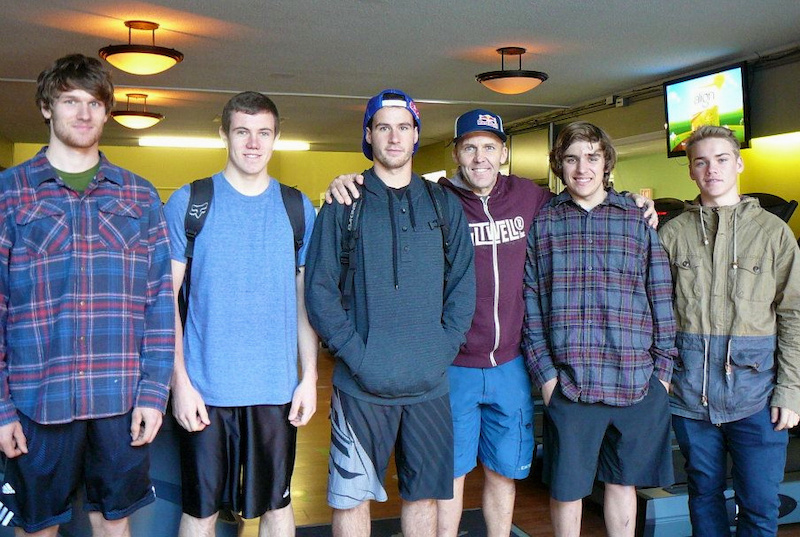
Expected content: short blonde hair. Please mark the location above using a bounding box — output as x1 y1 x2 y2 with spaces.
685 126 740 160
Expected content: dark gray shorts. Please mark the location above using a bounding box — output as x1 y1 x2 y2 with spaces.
327 388 453 509
543 376 674 502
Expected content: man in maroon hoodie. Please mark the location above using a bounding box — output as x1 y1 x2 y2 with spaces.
435 110 552 537
325 110 655 536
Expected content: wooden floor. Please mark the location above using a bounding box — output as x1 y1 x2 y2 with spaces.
243 351 800 536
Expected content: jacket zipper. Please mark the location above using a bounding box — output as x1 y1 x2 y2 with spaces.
481 196 500 367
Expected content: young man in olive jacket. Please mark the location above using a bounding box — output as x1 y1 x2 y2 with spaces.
659 125 800 536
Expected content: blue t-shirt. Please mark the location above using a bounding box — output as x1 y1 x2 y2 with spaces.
164 173 315 406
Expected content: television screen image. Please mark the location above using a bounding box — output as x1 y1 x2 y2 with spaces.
664 63 750 157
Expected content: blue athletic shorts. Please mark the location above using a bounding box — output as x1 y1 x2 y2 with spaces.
448 356 535 479
0 411 155 534
543 375 674 502
327 388 453 509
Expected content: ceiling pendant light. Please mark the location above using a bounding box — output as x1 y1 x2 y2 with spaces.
476 47 548 95
111 93 164 129
99 20 184 75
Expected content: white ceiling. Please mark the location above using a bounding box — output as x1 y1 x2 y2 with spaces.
1 0 799 152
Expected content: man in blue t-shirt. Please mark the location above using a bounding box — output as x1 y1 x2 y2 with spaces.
164 92 318 537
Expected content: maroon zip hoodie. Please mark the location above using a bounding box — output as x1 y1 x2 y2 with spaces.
440 172 553 368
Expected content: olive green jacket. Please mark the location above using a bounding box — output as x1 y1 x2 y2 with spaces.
659 196 800 423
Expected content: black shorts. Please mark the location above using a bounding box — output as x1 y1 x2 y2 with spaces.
543 376 674 502
327 389 454 509
1 411 154 534
178 404 297 519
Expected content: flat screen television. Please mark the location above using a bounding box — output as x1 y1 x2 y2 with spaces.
663 62 750 158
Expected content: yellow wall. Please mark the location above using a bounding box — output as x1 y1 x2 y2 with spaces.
413 141 454 177
14 143 227 201
613 152 696 201
12 141 457 205
610 133 800 236
274 151 372 206
740 132 800 235
0 135 12 169
14 143 370 205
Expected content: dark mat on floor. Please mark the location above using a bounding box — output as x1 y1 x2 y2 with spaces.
297 508 530 536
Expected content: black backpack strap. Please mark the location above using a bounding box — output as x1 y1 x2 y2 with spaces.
179 177 213 328
423 179 453 281
339 188 364 311
279 183 306 274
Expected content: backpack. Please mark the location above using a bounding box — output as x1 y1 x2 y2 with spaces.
178 176 305 326
339 179 452 310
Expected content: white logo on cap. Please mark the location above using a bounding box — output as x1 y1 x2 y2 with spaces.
477 114 499 129
382 98 407 108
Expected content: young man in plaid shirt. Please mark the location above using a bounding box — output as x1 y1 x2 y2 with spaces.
522 121 677 537
0 54 174 536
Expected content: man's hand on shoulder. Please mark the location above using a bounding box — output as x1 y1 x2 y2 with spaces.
325 174 363 205
771 406 800 431
0 421 27 458
628 192 659 229
171 378 211 432
130 407 163 446
288 377 317 427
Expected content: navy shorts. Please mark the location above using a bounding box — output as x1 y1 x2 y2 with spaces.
448 357 534 479
327 388 454 509
178 404 297 519
543 376 674 502
0 411 155 534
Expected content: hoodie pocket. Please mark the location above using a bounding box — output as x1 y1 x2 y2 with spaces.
355 322 454 398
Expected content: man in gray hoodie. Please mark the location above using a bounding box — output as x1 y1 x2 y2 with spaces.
304 89 475 537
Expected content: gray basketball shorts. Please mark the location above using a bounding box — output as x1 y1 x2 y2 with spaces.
327 388 454 509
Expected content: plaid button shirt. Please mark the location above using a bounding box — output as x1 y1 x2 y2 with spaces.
522 189 676 406
0 148 174 425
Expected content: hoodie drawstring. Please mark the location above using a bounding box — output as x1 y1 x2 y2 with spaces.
701 338 709 407
699 206 709 245
725 338 733 376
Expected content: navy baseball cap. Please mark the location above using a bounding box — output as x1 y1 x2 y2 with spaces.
454 109 507 143
362 89 421 160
